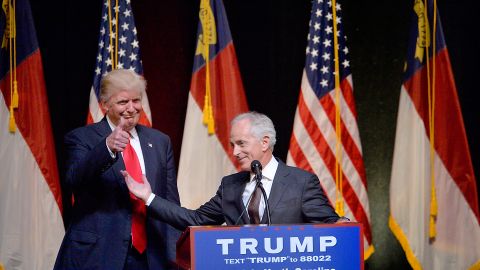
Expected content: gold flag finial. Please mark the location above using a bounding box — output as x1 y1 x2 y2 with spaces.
197 0 217 135
414 0 430 62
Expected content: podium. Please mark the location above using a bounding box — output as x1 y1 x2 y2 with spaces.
177 223 363 270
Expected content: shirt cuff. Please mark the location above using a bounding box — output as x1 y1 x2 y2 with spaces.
146 193 155 206
337 216 350 222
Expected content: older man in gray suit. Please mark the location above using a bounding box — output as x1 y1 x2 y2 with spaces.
123 111 347 230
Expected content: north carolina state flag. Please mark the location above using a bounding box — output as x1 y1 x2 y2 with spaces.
177 0 248 208
389 0 480 269
0 0 64 268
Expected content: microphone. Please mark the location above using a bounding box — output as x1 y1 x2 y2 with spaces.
251 160 262 182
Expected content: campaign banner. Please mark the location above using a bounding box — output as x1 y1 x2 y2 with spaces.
188 223 363 270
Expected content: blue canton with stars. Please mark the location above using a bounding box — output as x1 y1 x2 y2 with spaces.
305 0 351 99
92 0 143 98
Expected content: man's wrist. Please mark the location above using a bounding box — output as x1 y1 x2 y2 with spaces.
105 139 116 158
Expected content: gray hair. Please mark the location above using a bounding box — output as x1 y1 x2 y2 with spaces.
100 69 146 102
231 111 277 150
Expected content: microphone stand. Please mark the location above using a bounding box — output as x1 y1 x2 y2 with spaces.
256 175 271 226
235 160 272 225
234 180 262 225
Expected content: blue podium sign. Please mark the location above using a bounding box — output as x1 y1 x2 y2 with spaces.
181 223 363 270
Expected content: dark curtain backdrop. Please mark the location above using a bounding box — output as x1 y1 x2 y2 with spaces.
29 0 478 269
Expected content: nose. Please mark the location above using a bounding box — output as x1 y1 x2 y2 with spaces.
126 100 135 111
232 144 241 157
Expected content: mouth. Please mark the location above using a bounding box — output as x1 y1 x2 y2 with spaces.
236 156 249 163
122 114 137 119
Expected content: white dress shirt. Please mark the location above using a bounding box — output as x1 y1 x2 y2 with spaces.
242 157 279 221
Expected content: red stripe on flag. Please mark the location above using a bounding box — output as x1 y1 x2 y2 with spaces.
137 111 151 127
86 112 94 125
340 79 358 118
0 50 62 212
404 49 479 221
190 42 248 162
288 134 335 207
288 131 314 173
297 91 372 242
320 90 368 187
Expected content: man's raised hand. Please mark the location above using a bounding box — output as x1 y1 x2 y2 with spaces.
121 170 152 202
106 117 130 153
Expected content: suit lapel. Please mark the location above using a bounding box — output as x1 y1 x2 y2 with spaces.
261 160 290 224
233 172 250 224
93 117 114 138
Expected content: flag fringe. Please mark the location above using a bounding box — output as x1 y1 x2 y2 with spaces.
364 244 374 260
388 215 423 270
468 260 480 270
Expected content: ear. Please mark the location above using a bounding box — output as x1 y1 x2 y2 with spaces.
101 100 110 112
261 136 270 152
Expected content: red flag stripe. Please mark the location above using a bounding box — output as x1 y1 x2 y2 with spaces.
322 92 368 187
289 69 371 243
338 77 359 118
0 50 62 212
288 135 335 206
300 74 370 203
189 42 248 164
294 90 373 242
289 0 373 257
290 112 373 243
289 110 338 198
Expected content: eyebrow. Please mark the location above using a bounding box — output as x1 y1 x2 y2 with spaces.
116 97 140 102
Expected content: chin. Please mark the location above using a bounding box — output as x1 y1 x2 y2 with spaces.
127 117 140 125
124 121 138 131
240 165 250 172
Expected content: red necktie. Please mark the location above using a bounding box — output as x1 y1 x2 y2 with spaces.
123 139 147 253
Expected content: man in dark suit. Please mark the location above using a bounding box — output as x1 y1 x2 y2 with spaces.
123 112 347 232
54 69 180 270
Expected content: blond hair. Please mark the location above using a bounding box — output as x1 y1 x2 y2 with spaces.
100 69 146 102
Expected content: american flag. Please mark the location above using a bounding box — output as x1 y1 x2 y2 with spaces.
87 0 151 125
286 0 373 258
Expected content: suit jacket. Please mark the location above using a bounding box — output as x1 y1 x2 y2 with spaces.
54 118 180 270
149 160 339 231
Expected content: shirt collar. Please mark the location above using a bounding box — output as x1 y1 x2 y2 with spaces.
250 156 278 182
106 116 138 140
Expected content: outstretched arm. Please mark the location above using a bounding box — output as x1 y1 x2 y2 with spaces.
121 170 226 230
